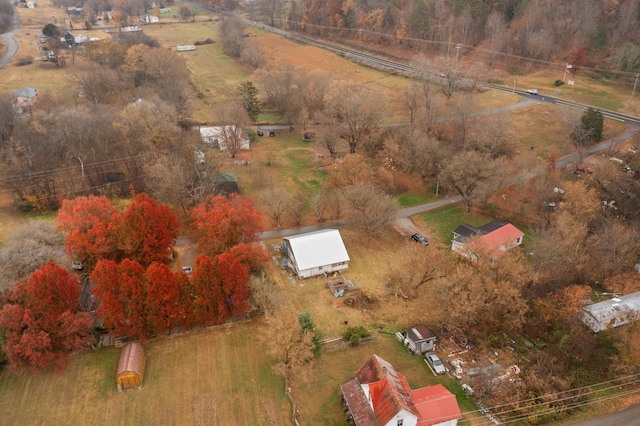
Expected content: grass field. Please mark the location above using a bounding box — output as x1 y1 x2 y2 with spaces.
0 321 291 425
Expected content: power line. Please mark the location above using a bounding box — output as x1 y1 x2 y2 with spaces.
457 373 640 424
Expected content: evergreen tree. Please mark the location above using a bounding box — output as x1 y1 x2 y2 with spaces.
581 107 604 144
237 81 260 122
409 0 430 40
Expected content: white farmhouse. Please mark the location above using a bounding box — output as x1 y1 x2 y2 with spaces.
199 126 250 151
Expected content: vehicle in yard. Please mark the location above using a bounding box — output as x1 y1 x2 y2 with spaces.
411 233 429 245
576 165 594 174
425 351 446 375
181 266 193 276
72 260 84 270
526 89 538 95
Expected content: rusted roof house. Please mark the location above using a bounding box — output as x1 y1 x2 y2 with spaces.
340 354 462 426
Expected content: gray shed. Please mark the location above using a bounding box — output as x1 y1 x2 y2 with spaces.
580 292 640 333
397 325 437 354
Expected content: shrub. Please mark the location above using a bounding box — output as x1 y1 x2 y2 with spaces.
342 326 371 346
16 56 34 66
554 79 564 87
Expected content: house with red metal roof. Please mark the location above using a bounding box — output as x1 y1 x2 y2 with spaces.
340 355 462 426
451 221 524 261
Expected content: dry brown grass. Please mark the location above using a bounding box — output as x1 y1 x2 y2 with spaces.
0 321 292 425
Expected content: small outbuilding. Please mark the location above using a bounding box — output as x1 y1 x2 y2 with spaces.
116 341 146 392
283 229 350 278
580 292 640 333
397 325 438 354
213 173 239 196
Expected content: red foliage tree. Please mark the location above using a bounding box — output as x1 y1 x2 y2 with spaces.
174 270 195 329
229 243 269 272
56 195 119 267
214 252 250 317
115 193 179 267
191 254 223 326
91 259 146 337
568 45 586 71
0 263 94 372
191 194 263 257
144 262 181 336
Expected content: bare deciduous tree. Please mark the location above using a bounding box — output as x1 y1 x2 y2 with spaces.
249 273 284 316
326 82 386 154
241 43 268 70
212 103 251 159
344 183 398 240
316 129 342 159
0 221 68 295
262 189 291 228
220 17 247 58
439 150 500 213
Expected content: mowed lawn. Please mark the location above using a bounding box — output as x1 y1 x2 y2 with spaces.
0 321 291 425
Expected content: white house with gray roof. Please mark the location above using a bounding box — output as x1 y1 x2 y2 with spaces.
283 229 349 278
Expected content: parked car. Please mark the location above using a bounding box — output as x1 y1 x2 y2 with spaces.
181 266 193 276
72 260 84 270
269 129 275 137
576 165 594 174
425 351 446 375
257 130 264 137
526 89 538 95
411 233 429 245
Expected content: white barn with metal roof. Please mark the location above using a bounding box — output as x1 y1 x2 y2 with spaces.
580 292 640 333
283 229 350 278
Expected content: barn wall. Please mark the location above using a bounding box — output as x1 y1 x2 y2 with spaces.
298 263 349 278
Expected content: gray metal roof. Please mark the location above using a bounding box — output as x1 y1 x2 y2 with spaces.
12 87 38 98
284 229 349 271
580 292 640 332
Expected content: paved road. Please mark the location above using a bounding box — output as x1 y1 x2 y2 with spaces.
570 402 640 426
0 7 19 69
259 123 638 240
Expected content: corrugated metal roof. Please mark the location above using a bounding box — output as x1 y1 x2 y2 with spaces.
284 229 349 272
116 341 144 376
405 325 437 343
413 384 462 426
11 87 38 98
341 379 378 426
581 291 640 332
355 355 419 425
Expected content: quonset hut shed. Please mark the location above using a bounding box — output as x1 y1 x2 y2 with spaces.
116 341 146 392
283 229 350 278
580 292 640 333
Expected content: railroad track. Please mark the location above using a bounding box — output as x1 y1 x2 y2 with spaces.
213 8 640 126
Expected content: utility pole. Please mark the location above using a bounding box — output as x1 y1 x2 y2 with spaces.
512 77 517 94
633 73 640 98
455 43 462 61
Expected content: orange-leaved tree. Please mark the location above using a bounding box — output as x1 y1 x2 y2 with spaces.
57 195 119 268
115 193 179 267
191 253 251 325
191 194 263 257
144 262 181 336
0 263 94 372
191 254 223 326
91 259 146 338
216 252 250 318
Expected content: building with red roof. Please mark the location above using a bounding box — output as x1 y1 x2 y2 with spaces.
340 355 462 426
451 221 524 261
